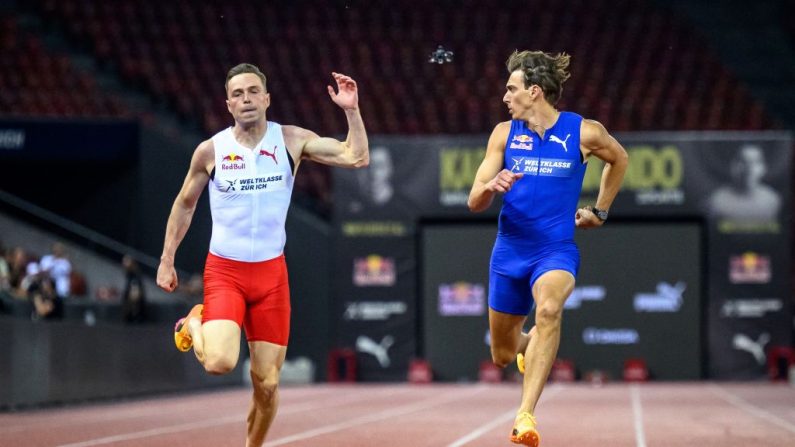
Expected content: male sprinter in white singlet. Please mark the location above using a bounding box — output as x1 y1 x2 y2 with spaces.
156 63 368 446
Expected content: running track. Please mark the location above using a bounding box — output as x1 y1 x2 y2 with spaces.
2 383 794 446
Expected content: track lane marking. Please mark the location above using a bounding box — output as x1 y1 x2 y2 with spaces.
630 384 648 447
52 387 408 447
709 384 795 435
445 385 564 447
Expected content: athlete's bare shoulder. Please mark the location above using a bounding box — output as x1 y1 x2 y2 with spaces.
579 118 608 144
280 124 319 159
193 138 215 175
493 120 512 135
487 121 512 150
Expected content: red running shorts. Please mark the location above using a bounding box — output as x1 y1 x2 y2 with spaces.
202 252 290 346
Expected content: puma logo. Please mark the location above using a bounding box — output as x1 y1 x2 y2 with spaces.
259 145 278 164
356 335 394 368
634 282 685 312
732 332 770 365
549 134 571 152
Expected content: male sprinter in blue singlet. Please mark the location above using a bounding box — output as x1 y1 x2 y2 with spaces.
468 50 628 446
157 63 368 446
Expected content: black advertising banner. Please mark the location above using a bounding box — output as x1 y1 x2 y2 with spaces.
332 132 792 381
0 119 138 162
421 225 494 381
335 132 791 220
331 226 416 381
419 223 702 381
577 133 792 378
578 132 790 216
333 137 501 219
568 224 703 380
698 138 792 379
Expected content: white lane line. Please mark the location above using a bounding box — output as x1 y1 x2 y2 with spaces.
445 409 515 447
0 397 247 434
445 385 564 447
630 384 648 447
264 386 489 446
709 384 795 435
53 414 245 447
4 386 344 434
53 387 407 447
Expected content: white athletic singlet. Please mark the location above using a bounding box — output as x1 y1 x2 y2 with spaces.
208 122 295 262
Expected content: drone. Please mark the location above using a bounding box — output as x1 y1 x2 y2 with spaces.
429 45 454 64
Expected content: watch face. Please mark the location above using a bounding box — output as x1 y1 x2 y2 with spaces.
597 210 608 220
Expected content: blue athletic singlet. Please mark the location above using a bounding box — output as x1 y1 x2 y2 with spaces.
489 112 587 315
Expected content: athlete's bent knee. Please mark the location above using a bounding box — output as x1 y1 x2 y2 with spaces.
204 355 237 375
491 347 515 369
536 301 563 329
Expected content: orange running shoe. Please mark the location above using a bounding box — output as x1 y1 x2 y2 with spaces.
174 304 203 352
510 412 540 446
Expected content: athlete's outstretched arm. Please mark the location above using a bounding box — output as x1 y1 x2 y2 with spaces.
576 119 628 228
285 72 369 169
468 121 521 213
157 141 213 292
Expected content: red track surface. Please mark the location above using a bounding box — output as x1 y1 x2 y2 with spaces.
2 383 795 446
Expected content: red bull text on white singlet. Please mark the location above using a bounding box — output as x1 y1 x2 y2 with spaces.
208 122 294 262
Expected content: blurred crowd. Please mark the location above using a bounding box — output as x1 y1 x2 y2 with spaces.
0 240 203 324
0 241 72 320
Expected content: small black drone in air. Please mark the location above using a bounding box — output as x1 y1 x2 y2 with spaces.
429 45 454 64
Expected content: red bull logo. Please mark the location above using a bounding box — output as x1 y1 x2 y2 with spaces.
438 281 485 316
221 152 246 170
222 153 244 162
729 252 771 284
510 134 533 150
513 134 532 143
353 255 396 286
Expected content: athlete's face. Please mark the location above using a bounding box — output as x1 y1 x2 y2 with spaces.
503 70 540 119
226 73 270 125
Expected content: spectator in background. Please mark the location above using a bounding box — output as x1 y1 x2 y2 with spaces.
39 242 71 299
121 255 146 323
8 247 28 297
178 273 204 302
18 258 42 298
0 244 10 292
30 277 62 321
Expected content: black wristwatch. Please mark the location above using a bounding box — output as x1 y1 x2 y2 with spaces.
589 206 608 222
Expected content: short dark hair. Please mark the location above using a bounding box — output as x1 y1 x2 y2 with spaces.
225 63 267 93
506 50 571 105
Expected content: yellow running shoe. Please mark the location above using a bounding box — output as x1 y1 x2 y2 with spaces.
517 353 525 374
174 304 203 352
510 412 540 446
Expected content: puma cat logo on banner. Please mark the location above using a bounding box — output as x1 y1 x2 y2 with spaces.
356 335 394 368
732 332 770 365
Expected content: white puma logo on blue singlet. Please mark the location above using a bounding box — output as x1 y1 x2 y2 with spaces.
549 134 571 152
